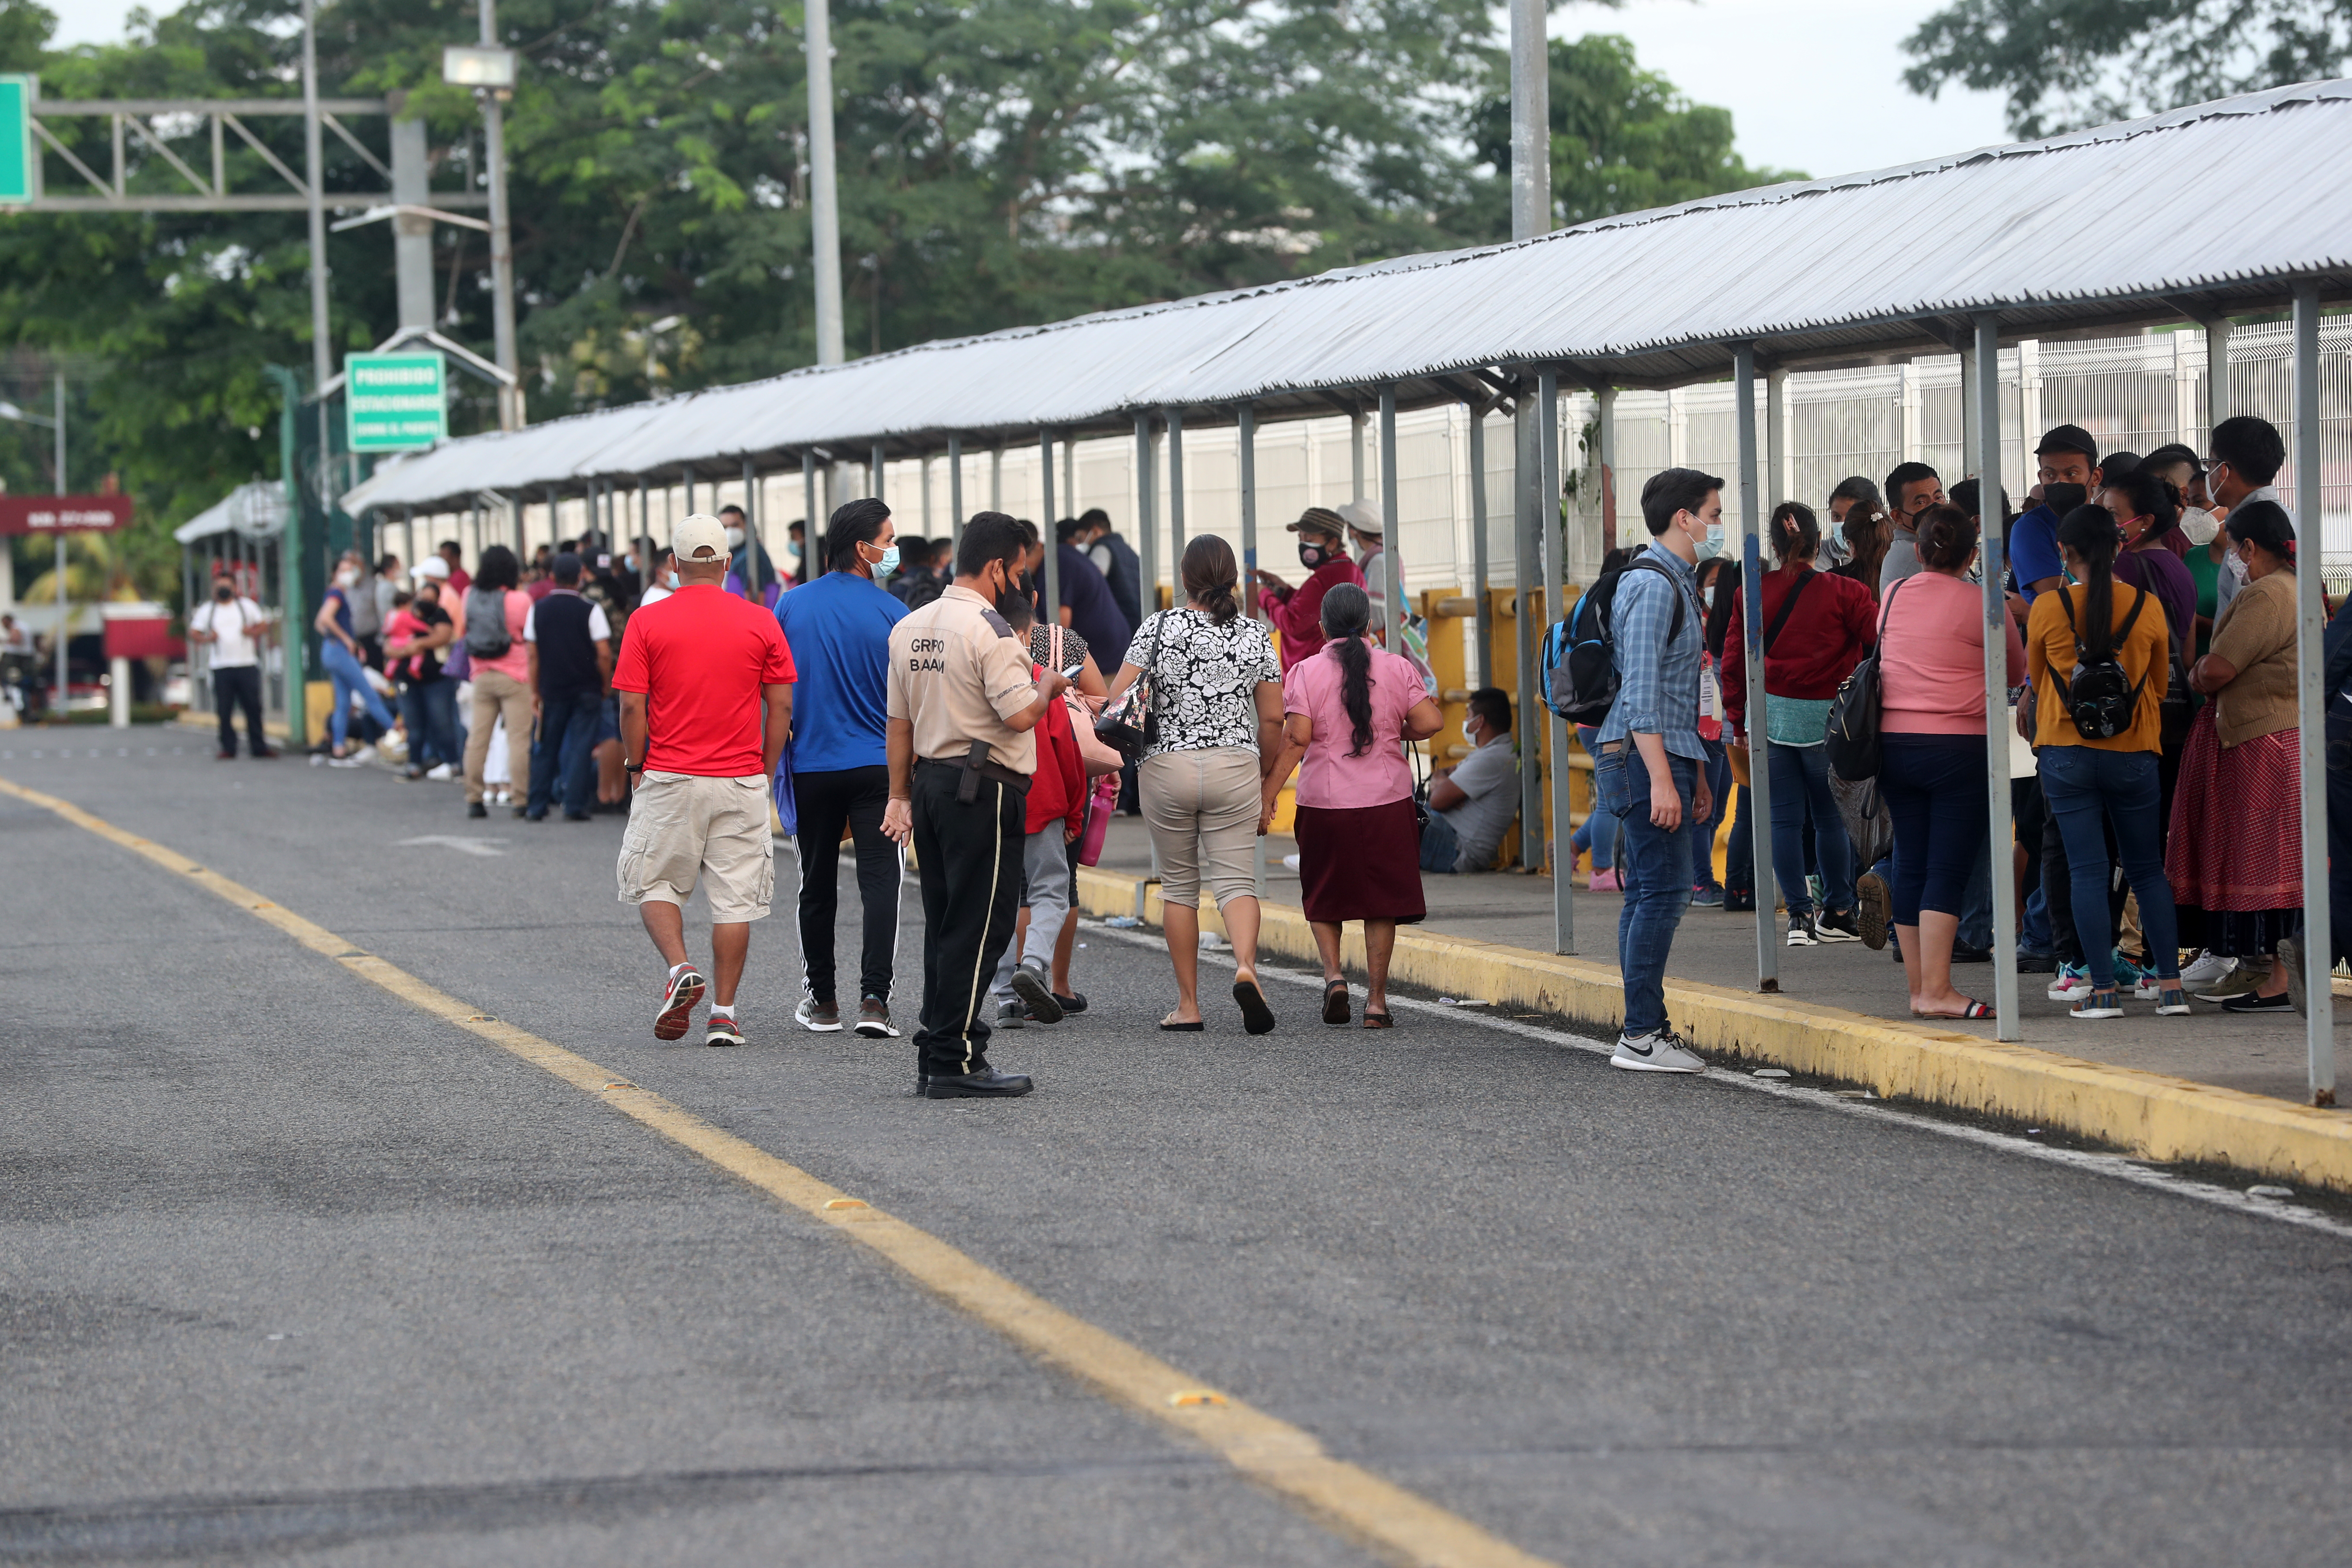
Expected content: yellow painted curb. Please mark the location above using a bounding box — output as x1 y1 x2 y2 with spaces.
1078 867 2352 1194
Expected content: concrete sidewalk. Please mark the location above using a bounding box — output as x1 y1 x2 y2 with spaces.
1083 814 2352 1191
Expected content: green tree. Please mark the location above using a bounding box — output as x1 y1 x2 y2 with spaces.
1902 0 2352 138
1470 34 1804 230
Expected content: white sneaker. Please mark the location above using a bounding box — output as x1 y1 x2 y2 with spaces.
2047 964 2090 1001
425 763 454 781
351 743 379 765
326 753 362 769
2178 949 2234 987
1611 1029 1706 1074
793 995 843 1033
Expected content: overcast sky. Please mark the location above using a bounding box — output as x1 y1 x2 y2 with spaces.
57 0 2015 180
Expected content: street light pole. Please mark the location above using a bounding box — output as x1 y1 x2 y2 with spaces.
301 0 335 546
481 0 520 427
53 372 64 710
806 0 845 365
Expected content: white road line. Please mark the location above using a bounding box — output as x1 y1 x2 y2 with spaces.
1076 919 2352 1244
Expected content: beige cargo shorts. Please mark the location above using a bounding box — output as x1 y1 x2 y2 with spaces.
616 771 775 922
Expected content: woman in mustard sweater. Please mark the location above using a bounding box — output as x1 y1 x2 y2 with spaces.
2026 506 2183 1020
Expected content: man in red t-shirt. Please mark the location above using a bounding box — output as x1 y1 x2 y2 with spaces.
613 513 796 1046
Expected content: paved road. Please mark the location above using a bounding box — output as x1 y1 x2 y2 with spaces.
6 741 2352 1566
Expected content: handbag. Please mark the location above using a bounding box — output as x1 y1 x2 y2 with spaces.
1094 611 1167 763
1825 578 1903 782
1052 626 1126 778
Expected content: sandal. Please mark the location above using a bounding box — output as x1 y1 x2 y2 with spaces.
1232 978 1277 1035
1361 1010 1394 1029
1914 998 1993 1020
1321 979 1351 1026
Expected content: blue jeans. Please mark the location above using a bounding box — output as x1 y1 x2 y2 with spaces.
1573 725 1618 870
1766 742 1853 918
526 688 603 819
399 680 461 770
1726 785 1753 896
1597 745 1698 1040
320 638 393 750
2040 746 2179 989
1419 810 1461 873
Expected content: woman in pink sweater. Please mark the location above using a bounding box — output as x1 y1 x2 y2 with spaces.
1875 505 2026 1020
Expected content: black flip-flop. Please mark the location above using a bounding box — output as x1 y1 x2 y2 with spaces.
1232 978 1277 1035
1159 1017 1205 1032
1321 979 1351 1026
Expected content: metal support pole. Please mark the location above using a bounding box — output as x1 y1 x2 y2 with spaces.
1514 398 1542 870
1537 371 1573 954
1350 407 1366 501
801 450 818 544
1765 368 1787 511
871 441 885 505
1240 400 1267 896
2206 318 2232 440
1134 415 1156 612
1468 401 1492 690
1040 428 1059 622
990 443 1002 513
1976 313 2019 1039
1167 408 1186 564
479 0 519 428
805 0 845 367
1378 387 1406 654
743 456 762 594
1597 388 1618 552
2292 283 2336 1105
683 466 695 518
1507 0 1550 241
947 435 963 560
1239 403 1260 620
1061 437 1075 527
1734 344 1778 990
52 371 67 709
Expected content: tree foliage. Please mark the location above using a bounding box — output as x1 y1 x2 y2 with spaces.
0 0 1789 596
1903 0 2352 138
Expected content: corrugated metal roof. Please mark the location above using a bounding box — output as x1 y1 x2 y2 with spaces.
347 79 2352 514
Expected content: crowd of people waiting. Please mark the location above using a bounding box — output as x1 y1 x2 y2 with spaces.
1588 411 2325 1073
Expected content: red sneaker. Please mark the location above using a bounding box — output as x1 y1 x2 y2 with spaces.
654 964 706 1041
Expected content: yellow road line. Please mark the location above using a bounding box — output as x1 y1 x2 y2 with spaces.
0 774 1557 1568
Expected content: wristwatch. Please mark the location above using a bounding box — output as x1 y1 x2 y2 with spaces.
624 759 644 772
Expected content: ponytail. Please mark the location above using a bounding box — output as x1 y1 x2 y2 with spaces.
1319 582 1377 756
2056 504 2123 660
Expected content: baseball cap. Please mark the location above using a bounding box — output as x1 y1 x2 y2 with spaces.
413 556 450 581
2035 423 2098 461
672 512 729 562
1335 499 1384 538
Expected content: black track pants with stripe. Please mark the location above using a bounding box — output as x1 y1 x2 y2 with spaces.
793 765 903 1006
910 761 1028 1078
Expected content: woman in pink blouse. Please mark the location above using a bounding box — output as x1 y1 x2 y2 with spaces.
1262 584 1444 1028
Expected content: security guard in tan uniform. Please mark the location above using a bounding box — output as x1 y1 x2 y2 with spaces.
882 511 1070 1097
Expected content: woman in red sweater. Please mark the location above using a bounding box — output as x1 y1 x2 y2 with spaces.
986 597 1090 1026
1720 502 1880 946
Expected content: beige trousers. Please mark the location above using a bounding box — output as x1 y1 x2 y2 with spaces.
1140 747 1263 910
464 668 534 805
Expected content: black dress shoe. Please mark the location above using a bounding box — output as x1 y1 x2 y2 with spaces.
1952 942 1994 963
564 811 593 822
1723 891 1756 913
920 1067 1035 1099
467 801 488 818
2015 948 2057 973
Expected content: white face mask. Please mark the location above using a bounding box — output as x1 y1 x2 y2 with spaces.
335 568 360 588
2226 547 2250 585
724 525 745 550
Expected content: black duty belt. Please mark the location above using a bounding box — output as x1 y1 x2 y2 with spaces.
919 742 1030 803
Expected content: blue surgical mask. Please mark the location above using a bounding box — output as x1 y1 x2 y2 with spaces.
1695 522 1726 560
665 570 680 590
876 544 900 576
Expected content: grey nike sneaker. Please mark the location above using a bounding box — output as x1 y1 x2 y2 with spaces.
994 998 1027 1029
854 996 900 1038
1610 1028 1706 1074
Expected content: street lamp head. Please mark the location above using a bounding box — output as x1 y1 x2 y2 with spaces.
442 45 518 90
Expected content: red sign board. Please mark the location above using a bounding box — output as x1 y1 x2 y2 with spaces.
0 495 133 534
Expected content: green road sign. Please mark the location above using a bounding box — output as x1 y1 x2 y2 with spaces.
346 352 447 451
0 76 34 206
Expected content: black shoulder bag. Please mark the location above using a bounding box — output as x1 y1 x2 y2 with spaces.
1094 610 1167 763
1825 578 1901 782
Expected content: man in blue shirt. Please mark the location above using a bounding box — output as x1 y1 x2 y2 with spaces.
2009 424 2102 605
1597 467 1718 1074
775 497 910 1039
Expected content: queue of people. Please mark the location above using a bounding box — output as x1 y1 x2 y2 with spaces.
1590 410 2320 1068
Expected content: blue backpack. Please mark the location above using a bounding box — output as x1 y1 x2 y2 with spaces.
1540 557 1684 725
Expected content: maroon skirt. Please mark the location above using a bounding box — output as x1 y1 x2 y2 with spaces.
1294 798 1427 924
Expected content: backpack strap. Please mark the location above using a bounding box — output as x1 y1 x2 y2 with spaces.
1620 555 1688 642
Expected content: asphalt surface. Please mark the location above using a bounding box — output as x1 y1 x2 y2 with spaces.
6 736 2352 1566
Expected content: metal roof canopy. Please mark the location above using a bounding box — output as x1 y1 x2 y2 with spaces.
345 78 2352 516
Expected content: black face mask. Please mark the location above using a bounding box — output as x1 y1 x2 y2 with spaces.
2043 483 2089 515
1298 542 1332 570
214 585 234 602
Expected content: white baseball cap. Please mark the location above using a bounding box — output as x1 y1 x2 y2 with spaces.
413 556 450 581
672 512 729 563
1336 499 1384 537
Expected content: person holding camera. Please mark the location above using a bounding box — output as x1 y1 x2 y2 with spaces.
189 567 275 760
